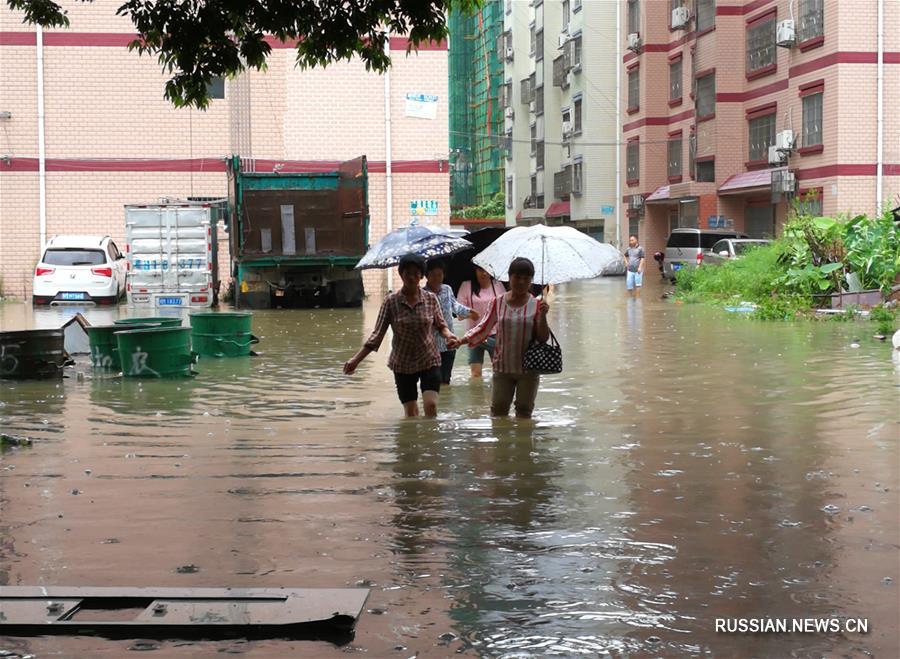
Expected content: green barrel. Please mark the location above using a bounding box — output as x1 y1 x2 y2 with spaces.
115 326 194 378
114 316 182 328
0 329 70 380
86 323 158 371
189 312 258 358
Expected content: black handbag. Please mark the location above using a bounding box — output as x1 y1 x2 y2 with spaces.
523 328 562 374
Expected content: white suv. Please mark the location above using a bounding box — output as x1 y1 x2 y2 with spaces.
33 235 127 305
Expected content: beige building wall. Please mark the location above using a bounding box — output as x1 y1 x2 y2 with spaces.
0 0 449 300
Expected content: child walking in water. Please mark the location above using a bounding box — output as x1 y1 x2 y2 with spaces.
449 258 550 419
456 265 507 379
344 254 458 418
424 260 477 386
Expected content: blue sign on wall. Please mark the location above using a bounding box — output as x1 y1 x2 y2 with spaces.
601 205 615 215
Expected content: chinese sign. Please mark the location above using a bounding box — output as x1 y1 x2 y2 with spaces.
410 200 439 216
405 93 438 119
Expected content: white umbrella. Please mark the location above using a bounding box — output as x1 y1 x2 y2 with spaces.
472 224 624 285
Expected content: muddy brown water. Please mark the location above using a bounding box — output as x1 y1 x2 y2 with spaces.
1 277 897 657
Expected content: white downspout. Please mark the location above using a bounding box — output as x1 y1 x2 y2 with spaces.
875 0 883 212
615 1 622 247
36 26 47 252
384 38 394 291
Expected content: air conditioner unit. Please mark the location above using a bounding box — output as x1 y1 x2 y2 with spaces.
776 20 796 47
775 130 795 151
627 32 641 52
631 194 644 209
528 100 536 113
768 145 785 166
505 106 514 120
565 71 573 87
671 6 691 29
558 33 568 49
505 45 515 60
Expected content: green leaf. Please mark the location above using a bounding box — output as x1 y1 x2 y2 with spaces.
819 262 843 274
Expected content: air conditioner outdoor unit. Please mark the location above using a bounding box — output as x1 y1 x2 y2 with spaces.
768 145 785 166
505 46 514 60
565 71 573 87
558 33 568 48
562 121 572 136
505 106 514 120
775 130 795 151
627 32 641 52
529 100 536 113
631 194 644 209
776 20 796 47
671 6 691 29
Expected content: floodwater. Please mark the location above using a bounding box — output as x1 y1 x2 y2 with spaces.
1 277 897 658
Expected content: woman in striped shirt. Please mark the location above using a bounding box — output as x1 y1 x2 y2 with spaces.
450 258 550 419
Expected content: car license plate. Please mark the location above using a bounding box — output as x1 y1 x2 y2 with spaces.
60 292 86 301
275 290 285 297
672 263 683 271
158 297 183 306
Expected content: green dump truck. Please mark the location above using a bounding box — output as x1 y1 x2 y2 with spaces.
227 155 369 309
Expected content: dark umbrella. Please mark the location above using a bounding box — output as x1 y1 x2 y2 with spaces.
444 227 510 295
355 222 472 270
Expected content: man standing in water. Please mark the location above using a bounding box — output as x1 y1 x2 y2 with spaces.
624 235 644 298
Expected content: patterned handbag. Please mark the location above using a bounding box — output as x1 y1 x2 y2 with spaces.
523 328 562 374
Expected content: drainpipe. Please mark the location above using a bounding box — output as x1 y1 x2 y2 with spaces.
384 38 394 291
36 26 47 252
615 1 622 247
875 0 884 212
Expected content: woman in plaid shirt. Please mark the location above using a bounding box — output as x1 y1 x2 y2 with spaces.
344 254 459 418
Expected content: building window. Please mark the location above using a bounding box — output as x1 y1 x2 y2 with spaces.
627 0 640 35
626 141 639 182
562 0 570 32
505 0 512 15
530 123 537 155
535 85 544 115
798 0 824 42
536 140 545 170
500 81 512 108
573 160 583 195
530 24 536 56
802 92 823 147
627 69 639 111
797 191 823 216
667 136 682 178
506 178 513 207
747 16 776 75
573 97 583 135
695 159 715 182
536 29 544 61
572 34 582 69
207 77 225 99
748 113 775 162
530 175 538 200
574 0 582 11
669 59 682 101
695 73 715 118
696 0 714 32
504 130 513 160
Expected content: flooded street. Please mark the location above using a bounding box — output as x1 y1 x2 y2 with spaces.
1 277 897 657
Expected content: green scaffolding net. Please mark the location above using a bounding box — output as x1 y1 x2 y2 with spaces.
449 2 505 211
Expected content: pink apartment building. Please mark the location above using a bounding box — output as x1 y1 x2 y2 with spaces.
619 0 899 257
0 0 450 300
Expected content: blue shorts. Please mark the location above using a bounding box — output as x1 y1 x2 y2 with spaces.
626 270 643 290
467 335 497 365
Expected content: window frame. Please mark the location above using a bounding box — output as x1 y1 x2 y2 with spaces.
746 11 777 79
627 67 640 112
562 0 570 32
797 0 824 46
626 139 640 184
669 57 683 104
627 0 640 35
667 134 683 181
747 111 776 164
694 72 715 120
801 90 824 152
695 0 715 33
535 28 544 61
572 158 584 196
573 95 583 135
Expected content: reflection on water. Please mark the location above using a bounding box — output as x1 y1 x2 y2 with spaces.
0 279 897 657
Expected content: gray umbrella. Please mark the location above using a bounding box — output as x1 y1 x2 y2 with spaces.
355 221 472 270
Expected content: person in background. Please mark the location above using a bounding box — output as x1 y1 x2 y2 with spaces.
344 254 458 418
449 257 550 419
424 259 477 387
624 235 645 298
456 265 507 379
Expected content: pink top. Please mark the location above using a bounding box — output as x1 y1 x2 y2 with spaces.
464 294 540 374
457 279 507 335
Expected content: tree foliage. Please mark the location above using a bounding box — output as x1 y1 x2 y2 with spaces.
7 0 475 108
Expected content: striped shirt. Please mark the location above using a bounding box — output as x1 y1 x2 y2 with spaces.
364 289 448 373
464 294 539 374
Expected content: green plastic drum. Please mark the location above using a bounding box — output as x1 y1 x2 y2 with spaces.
86 323 158 371
114 316 183 328
115 326 195 378
189 312 258 358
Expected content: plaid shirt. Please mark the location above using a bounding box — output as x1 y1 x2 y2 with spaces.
364 289 448 374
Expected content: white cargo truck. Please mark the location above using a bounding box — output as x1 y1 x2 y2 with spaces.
124 199 225 308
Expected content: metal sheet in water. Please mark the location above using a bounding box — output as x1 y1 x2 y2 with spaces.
0 587 368 638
